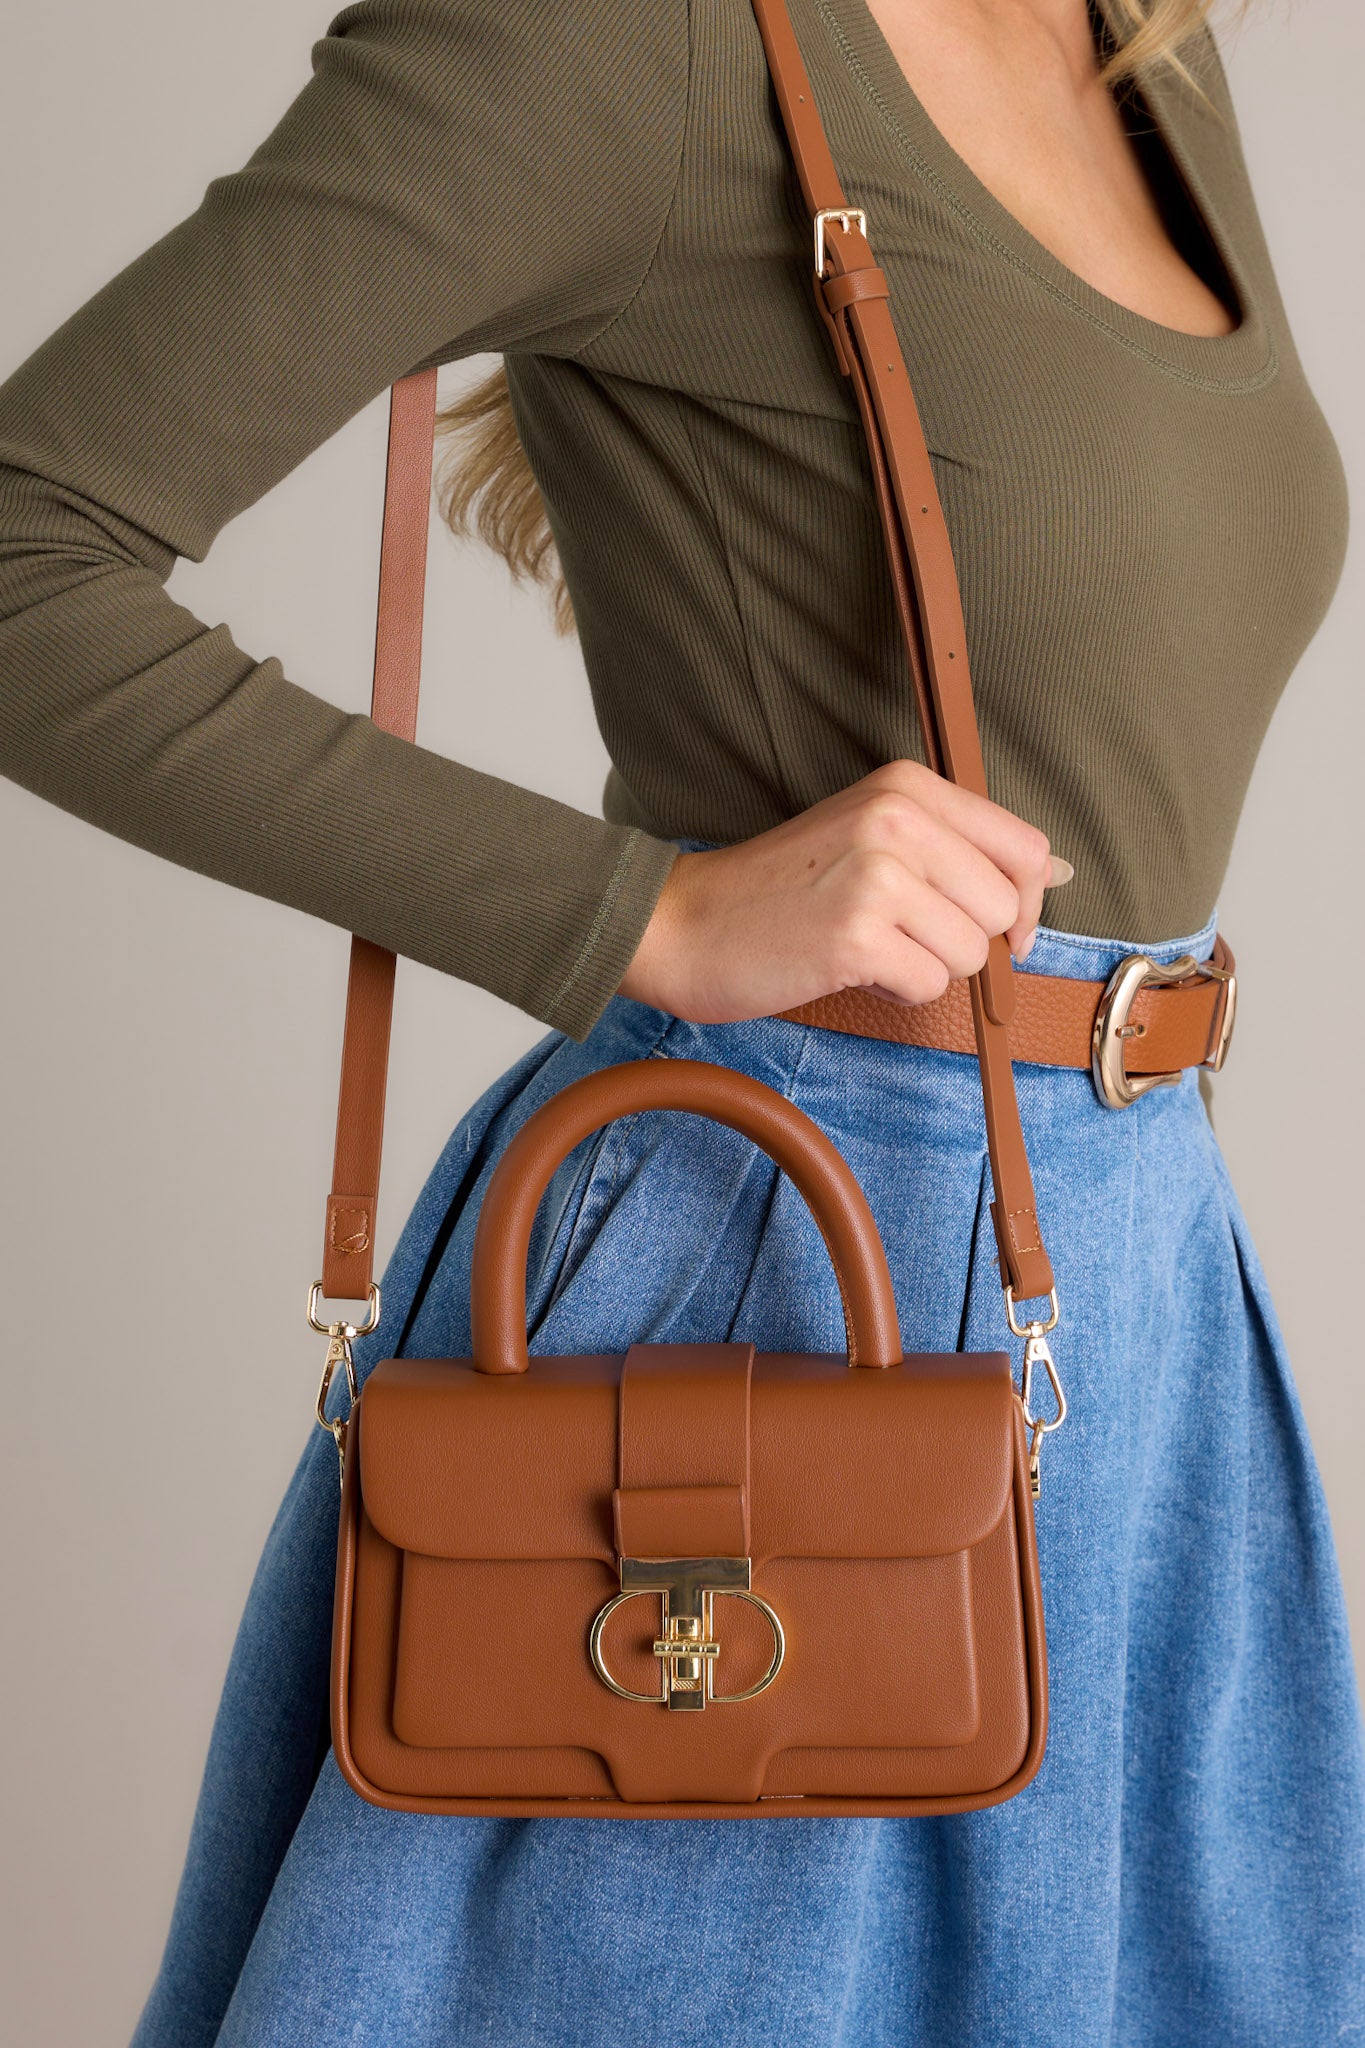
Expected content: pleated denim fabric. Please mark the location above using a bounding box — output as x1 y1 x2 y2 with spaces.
133 910 1365 2047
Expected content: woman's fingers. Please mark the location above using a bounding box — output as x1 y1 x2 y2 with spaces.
852 761 1053 950
833 853 994 990
843 794 1023 941
855 939 960 1008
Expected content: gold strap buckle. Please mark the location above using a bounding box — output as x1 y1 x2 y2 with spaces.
813 206 868 277
1091 951 1237 1110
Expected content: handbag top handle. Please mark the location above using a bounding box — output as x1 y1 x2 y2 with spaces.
314 0 1057 1352
468 1058 904 1374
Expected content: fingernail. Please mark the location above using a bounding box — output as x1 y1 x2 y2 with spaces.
1048 856 1075 887
1015 928 1037 962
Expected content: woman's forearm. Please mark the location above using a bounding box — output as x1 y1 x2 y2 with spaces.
0 456 678 1036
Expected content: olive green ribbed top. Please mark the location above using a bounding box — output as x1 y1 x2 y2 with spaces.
0 0 1347 1038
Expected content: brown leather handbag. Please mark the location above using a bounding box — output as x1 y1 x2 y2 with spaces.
307 0 1066 1818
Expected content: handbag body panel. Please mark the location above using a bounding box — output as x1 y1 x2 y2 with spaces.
331 1345 1048 1817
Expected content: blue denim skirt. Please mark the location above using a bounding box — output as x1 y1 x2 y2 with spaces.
134 911 1365 2047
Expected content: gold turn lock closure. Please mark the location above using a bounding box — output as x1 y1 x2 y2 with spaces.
589 1557 785 1711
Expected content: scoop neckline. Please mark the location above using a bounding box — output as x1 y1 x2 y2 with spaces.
813 0 1277 392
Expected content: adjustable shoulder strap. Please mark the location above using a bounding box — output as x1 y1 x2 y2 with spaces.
749 0 1055 1310
317 0 1056 1322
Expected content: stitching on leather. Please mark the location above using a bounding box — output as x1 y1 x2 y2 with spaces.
1010 1204 1039 1253
328 1206 371 1255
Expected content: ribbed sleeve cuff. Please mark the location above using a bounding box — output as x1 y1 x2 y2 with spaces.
539 826 680 1040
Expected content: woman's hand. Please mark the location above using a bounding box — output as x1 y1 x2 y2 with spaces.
618 760 1073 1023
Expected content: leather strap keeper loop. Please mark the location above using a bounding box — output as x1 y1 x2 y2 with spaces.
613 1485 751 1560
325 1194 375 1262
822 266 891 312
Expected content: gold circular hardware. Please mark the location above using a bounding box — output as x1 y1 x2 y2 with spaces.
708 1590 787 1704
588 1587 786 1705
588 1591 669 1704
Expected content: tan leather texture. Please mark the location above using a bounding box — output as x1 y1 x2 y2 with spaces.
616 1343 754 1556
332 1059 1048 1817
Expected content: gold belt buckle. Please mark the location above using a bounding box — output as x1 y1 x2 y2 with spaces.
1091 949 1237 1110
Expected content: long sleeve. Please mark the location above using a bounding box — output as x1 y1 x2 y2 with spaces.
0 0 690 1038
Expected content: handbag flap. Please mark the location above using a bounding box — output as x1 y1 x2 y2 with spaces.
357 1350 1016 1563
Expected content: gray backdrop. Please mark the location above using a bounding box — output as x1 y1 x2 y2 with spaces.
1 2 1359 2040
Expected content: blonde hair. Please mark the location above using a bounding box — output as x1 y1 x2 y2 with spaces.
434 0 1236 633
1098 0 1233 89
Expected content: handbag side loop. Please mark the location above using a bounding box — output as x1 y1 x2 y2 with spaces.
468 1058 904 1376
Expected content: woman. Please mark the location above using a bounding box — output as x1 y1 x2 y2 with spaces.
0 0 1360 2040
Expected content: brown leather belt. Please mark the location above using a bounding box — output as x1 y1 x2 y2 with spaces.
777 932 1237 1110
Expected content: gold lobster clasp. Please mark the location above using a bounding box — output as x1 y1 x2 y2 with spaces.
307 1281 380 1483
1004 1286 1065 1499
